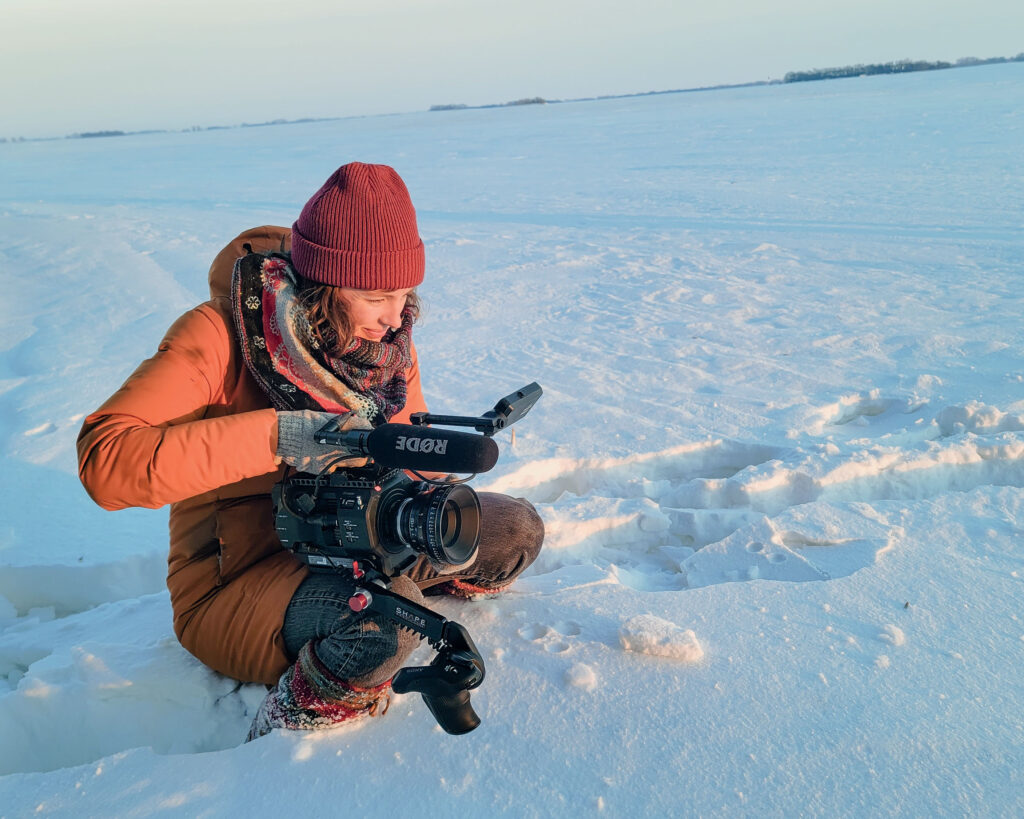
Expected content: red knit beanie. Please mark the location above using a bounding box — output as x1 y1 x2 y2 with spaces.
291 162 425 289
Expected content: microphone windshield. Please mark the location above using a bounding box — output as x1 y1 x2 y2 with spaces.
367 425 499 474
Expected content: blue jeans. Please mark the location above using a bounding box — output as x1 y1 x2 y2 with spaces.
282 493 544 681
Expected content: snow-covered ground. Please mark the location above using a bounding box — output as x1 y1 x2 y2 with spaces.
2 63 1023 816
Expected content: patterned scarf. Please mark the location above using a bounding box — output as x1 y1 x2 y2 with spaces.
231 252 412 424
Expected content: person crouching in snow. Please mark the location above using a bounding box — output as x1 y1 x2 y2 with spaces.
77 162 544 739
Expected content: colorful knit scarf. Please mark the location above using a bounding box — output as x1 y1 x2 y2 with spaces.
231 252 412 424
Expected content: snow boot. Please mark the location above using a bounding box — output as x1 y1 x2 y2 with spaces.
245 575 423 741
435 577 513 600
245 641 392 741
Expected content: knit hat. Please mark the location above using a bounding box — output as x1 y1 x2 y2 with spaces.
291 162 425 289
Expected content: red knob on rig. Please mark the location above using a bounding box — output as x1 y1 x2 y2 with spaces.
348 592 372 612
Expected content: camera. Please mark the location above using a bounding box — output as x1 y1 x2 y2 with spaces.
273 466 482 576
273 382 540 579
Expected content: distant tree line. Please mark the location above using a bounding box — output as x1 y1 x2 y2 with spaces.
431 97 546 112
785 53 1024 83
72 130 126 139
1 116 340 144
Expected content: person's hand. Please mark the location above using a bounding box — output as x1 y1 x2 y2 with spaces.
276 410 371 473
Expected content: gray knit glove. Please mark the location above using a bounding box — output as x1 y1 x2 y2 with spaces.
276 410 371 474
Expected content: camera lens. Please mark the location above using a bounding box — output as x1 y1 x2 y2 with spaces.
393 484 481 569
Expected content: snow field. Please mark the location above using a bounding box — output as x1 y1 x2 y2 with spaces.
1 63 1023 815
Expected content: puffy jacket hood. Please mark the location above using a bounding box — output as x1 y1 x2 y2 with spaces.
208 225 291 299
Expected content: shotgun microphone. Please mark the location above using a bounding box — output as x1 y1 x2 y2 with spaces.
316 422 499 474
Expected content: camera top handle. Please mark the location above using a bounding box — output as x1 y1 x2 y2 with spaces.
349 575 485 735
410 382 542 437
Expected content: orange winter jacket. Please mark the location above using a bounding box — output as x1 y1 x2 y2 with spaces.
77 227 428 684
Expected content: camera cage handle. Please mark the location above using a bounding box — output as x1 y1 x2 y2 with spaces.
409 382 542 437
348 570 485 735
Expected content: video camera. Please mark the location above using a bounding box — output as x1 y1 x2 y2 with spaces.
272 382 542 734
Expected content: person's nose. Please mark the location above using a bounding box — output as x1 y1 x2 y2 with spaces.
382 300 403 330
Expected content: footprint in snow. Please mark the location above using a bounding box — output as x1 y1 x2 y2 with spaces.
877 624 906 646
518 620 581 654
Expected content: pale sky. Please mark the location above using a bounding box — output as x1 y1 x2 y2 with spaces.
3 0 1022 139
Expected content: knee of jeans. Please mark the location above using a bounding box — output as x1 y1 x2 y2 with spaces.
313 576 425 685
313 616 386 678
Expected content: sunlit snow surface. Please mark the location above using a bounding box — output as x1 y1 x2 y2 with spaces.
1 64 1023 816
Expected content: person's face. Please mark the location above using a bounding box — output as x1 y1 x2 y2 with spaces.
339 287 413 341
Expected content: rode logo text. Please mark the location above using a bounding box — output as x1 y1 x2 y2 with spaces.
395 436 449 455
